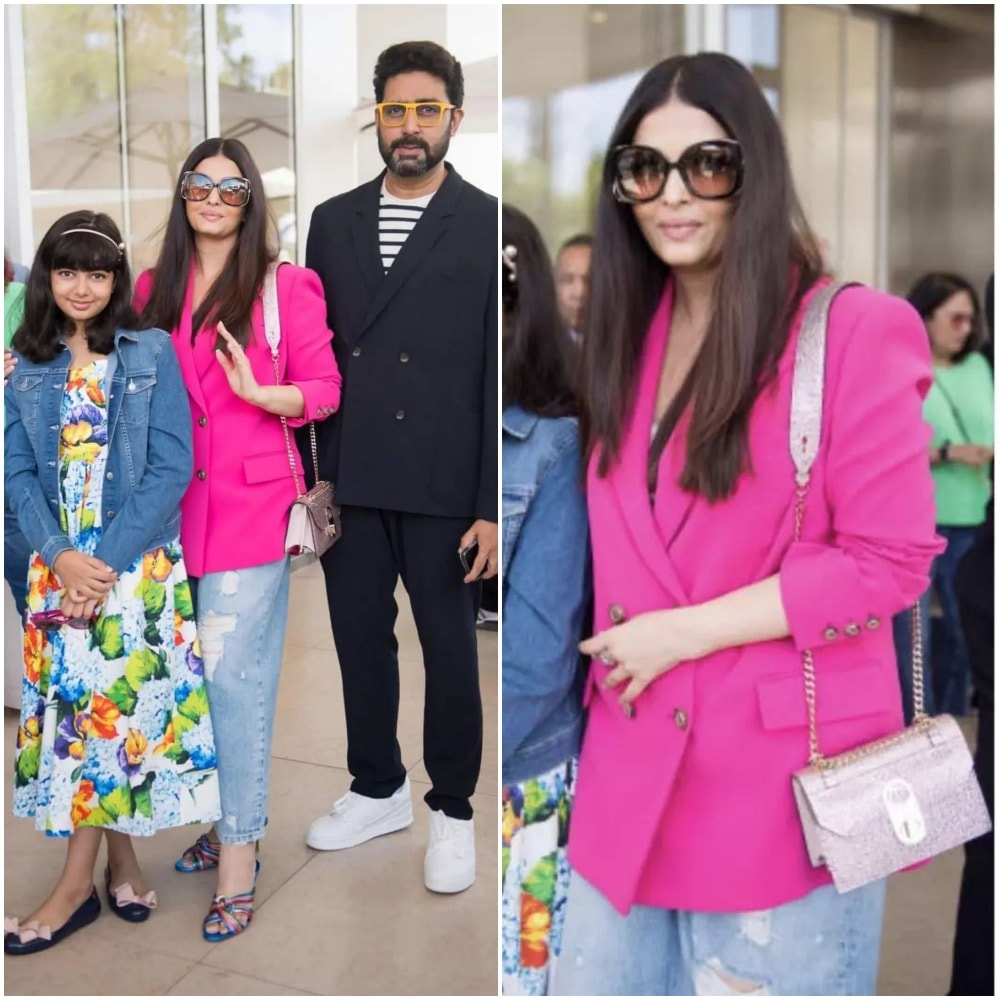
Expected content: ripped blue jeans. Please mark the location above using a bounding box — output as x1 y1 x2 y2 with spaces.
193 557 290 845
551 870 886 996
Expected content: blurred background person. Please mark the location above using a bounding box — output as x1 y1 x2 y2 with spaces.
501 203 589 995
554 234 592 344
893 272 993 722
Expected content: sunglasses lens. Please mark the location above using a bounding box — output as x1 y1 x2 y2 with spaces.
181 173 213 201
681 143 741 198
614 147 667 202
31 619 61 632
218 178 250 207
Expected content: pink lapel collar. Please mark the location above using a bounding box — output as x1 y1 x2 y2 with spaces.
170 266 209 415
606 280 692 605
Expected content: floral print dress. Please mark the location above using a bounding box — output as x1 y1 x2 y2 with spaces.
501 758 576 996
13 360 221 836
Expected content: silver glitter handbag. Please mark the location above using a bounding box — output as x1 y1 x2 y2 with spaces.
788 283 991 894
262 263 341 561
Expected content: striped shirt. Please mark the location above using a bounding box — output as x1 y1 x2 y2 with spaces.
379 182 434 271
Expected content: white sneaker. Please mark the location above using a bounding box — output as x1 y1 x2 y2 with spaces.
423 810 476 893
306 777 413 851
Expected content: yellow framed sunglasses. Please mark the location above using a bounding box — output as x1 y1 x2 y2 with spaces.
375 101 456 127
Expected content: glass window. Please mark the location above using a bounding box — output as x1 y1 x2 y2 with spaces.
22 5 124 250
502 4 685 253
122 5 206 271
218 4 296 260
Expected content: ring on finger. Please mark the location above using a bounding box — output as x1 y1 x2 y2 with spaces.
598 651 616 666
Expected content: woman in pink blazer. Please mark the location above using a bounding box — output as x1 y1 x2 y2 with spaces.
551 54 941 996
135 138 342 942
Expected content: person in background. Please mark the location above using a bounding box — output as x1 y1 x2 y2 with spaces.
554 234 592 344
5 254 30 618
550 52 940 996
892 273 993 721
501 204 590 995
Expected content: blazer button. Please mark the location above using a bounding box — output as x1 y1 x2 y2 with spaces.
866 616 881 630
395 410 405 421
400 352 410 363
198 416 207 427
608 603 627 624
823 626 839 641
106 510 115 519
197 470 207 481
845 622 861 637
352 346 362 357
673 708 689 730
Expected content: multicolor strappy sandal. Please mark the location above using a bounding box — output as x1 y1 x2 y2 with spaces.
201 862 260 943
175 833 221 872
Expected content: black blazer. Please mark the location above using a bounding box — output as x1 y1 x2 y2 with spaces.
304 164 498 522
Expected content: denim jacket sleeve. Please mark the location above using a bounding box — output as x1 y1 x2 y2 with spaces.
501 435 591 770
92 338 193 571
4 371 75 568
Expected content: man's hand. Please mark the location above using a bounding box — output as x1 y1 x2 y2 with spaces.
459 520 498 583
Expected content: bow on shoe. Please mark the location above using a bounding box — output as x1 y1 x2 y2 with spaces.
111 883 158 909
4 917 52 942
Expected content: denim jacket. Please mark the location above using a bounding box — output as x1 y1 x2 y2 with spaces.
4 328 193 575
502 406 591 785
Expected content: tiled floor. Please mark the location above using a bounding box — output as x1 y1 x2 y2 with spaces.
4 560 498 996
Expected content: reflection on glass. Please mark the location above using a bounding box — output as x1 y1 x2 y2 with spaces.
219 4 296 261
502 4 684 253
23 5 124 250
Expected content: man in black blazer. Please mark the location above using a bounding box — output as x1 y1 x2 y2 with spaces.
301 41 497 895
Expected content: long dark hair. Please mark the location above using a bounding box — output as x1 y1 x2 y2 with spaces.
581 52 824 501
13 211 137 363
502 204 577 418
906 272 984 362
138 137 276 348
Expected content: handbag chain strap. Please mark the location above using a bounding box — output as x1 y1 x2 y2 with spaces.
262 261 321 499
790 282 929 770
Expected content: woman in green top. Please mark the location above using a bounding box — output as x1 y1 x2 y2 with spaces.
895 272 993 719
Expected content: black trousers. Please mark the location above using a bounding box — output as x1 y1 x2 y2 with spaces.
320 506 482 820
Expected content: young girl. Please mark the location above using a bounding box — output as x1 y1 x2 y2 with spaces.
4 211 221 956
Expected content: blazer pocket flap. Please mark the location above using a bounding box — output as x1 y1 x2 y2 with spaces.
244 451 295 485
757 664 888 731
124 373 157 392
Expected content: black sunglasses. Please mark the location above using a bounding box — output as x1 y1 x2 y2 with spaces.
180 171 252 208
611 140 744 203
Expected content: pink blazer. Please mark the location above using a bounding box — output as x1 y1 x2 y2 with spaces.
134 264 342 577
570 279 943 914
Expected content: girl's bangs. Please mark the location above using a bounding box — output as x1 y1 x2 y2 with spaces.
50 231 121 273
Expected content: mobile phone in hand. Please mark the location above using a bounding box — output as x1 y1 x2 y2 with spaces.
459 542 480 576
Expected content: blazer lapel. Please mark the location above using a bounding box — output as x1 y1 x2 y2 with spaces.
348 174 386 301
609 281 692 605
358 164 463 337
172 271 209 415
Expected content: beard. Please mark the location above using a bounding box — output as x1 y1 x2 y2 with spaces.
378 129 451 178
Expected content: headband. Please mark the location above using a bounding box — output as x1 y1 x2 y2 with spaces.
59 228 125 256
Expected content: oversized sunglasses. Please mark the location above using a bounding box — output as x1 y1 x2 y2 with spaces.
375 101 455 127
611 140 744 203
180 171 252 208
28 609 97 632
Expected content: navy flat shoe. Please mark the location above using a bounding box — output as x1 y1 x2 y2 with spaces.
105 866 157 923
4 887 101 955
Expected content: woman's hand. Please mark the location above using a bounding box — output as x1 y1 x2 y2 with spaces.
950 443 994 467
580 609 707 714
53 550 117 600
215 321 263 405
60 590 102 622
4 349 16 385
